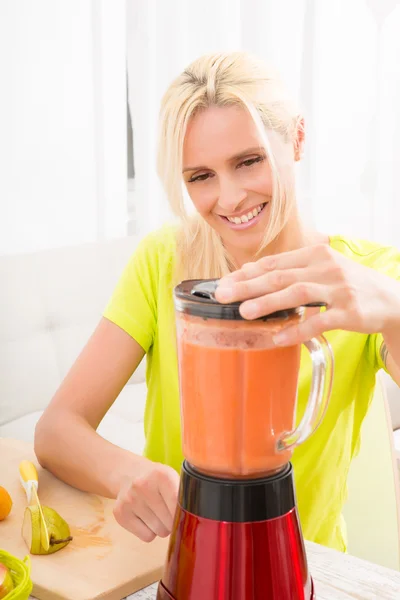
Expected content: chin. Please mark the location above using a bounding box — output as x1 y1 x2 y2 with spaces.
219 226 265 259
230 229 265 250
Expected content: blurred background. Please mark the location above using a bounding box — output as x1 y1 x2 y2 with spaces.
1 3 400 572
1 0 400 256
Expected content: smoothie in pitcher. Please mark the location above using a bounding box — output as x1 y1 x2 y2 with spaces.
176 313 301 477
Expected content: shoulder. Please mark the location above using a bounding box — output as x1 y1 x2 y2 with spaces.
129 222 179 274
108 223 179 299
104 223 179 326
329 235 400 277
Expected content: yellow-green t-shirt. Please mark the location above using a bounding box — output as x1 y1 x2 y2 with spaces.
103 224 400 552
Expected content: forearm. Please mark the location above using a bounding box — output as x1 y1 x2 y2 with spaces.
34 410 148 499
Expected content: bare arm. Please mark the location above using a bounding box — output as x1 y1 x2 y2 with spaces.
381 329 400 387
34 317 148 499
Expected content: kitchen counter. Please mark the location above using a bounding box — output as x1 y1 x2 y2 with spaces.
29 540 400 600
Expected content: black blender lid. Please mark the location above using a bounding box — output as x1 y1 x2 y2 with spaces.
174 279 307 321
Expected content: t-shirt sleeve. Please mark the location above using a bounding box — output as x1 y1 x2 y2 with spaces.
366 246 400 373
103 234 159 353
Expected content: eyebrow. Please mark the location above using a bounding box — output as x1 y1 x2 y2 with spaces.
182 146 265 173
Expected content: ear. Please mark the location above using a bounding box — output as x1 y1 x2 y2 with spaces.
294 117 305 162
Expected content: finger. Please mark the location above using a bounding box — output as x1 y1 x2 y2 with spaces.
157 468 180 523
218 267 252 285
136 476 176 533
238 283 329 320
113 501 157 542
218 258 283 289
127 519 157 542
272 310 343 346
127 516 157 542
219 245 329 288
133 497 171 538
216 267 318 303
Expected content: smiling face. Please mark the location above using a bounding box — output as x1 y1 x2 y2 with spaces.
182 105 274 261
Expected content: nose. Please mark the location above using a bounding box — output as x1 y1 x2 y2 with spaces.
217 175 247 214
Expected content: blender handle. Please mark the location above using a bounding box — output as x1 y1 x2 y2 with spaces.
277 335 334 452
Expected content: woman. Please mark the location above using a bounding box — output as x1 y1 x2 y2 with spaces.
35 52 400 552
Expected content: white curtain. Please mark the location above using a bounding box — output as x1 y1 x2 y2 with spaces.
127 0 400 248
0 0 127 256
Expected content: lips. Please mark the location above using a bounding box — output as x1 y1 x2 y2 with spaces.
220 203 267 224
217 202 269 231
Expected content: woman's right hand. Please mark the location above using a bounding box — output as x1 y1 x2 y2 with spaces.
113 458 180 542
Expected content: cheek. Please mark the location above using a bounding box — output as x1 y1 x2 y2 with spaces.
185 183 217 216
242 169 273 195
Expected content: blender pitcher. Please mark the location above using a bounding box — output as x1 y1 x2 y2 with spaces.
174 279 334 478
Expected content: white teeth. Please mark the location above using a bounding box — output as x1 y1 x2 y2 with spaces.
227 204 265 224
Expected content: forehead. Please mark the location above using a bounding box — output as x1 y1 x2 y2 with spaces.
183 105 262 167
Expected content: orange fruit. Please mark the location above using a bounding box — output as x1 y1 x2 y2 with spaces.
0 487 12 520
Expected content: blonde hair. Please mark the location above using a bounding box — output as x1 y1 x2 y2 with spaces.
156 51 301 281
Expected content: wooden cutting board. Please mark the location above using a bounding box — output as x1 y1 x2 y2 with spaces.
0 439 169 600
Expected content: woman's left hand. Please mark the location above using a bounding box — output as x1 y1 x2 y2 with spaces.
215 244 400 346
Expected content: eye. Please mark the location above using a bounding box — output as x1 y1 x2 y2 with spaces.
238 156 265 169
188 172 214 183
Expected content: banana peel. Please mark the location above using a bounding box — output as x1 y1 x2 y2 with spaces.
22 505 73 555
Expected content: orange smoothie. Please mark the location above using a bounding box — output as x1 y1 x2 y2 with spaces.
176 314 302 477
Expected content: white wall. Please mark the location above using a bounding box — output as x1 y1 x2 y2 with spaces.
2 2 399 255
0 0 127 256
309 1 400 247
127 0 400 249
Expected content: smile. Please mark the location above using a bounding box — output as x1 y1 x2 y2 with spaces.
219 203 268 229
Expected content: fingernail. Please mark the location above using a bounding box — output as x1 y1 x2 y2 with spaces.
217 279 234 288
216 287 234 301
241 302 258 319
273 332 288 346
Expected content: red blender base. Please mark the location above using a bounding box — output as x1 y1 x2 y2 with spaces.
157 580 315 599
157 580 317 600
156 462 314 600
158 580 315 600
157 505 314 600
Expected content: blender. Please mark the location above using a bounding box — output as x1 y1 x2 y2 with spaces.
157 279 333 600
